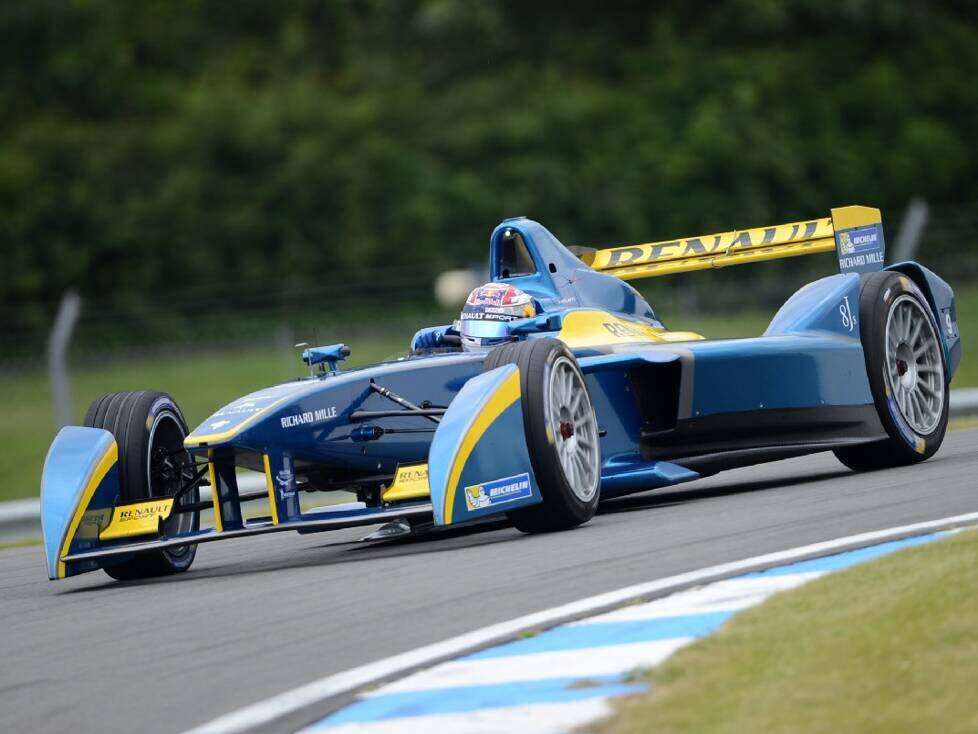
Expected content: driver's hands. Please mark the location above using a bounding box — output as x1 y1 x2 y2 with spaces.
411 325 451 351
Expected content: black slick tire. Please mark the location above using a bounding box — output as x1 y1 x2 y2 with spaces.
84 390 199 579
482 338 600 532
834 271 949 471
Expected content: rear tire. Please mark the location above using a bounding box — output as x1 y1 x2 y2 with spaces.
834 272 949 471
84 391 199 579
483 339 601 532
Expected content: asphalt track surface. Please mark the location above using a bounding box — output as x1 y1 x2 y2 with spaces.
2 429 976 734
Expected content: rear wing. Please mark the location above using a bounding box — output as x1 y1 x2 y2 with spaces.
579 205 885 280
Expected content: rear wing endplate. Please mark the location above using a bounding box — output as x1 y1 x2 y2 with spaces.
580 205 885 280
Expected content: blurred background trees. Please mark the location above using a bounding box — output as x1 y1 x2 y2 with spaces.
1 0 977 361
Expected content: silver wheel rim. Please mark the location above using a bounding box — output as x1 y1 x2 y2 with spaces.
546 356 600 502
884 294 944 435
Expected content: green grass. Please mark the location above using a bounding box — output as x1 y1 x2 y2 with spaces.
1 283 974 502
0 338 397 502
950 417 978 431
600 529 978 734
0 537 42 550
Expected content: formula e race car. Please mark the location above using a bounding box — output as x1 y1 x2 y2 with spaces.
41 205 961 580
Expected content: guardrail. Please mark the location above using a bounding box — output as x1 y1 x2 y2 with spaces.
3 390 977 543
949 387 978 419
0 475 264 544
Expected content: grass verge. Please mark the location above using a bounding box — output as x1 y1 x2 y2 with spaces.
950 417 978 431
0 337 397 502
0 537 41 550
600 529 978 734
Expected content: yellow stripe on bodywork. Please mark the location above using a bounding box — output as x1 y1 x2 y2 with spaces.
183 397 291 447
57 441 118 578
443 368 521 525
208 450 223 533
558 310 703 349
263 454 280 525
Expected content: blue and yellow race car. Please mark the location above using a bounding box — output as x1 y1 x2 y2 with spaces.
41 206 960 580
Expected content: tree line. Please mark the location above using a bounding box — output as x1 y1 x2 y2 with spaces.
1 0 976 333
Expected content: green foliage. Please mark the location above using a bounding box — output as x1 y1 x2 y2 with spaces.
1 1 977 345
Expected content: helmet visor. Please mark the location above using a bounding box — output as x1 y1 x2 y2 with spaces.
459 319 512 339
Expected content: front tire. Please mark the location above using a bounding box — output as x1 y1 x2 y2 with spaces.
84 390 199 579
834 272 949 471
483 339 601 532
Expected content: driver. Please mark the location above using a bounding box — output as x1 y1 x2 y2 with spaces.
410 283 536 352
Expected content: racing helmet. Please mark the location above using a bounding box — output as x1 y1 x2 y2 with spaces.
456 283 536 351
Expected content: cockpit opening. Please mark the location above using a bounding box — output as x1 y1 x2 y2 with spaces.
498 230 537 278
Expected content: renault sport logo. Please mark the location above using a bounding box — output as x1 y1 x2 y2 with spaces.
464 473 532 511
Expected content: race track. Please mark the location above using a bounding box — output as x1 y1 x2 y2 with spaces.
2 429 976 734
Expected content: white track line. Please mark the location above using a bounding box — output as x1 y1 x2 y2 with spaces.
184 511 978 734
374 638 692 694
571 572 821 624
299 698 617 734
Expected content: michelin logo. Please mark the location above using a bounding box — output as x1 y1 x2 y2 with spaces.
464 472 532 511
836 224 885 273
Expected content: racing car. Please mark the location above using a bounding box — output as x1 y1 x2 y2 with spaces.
41 205 960 580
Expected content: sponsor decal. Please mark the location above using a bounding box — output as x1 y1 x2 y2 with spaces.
280 406 337 429
601 219 829 269
115 502 172 523
395 465 428 484
464 472 532 511
220 400 263 416
78 508 112 540
460 310 521 323
839 296 856 333
382 463 431 502
461 284 535 324
466 283 526 307
99 499 175 541
942 308 957 339
275 456 297 500
835 224 885 274
189 382 327 441
602 320 655 340
840 227 885 256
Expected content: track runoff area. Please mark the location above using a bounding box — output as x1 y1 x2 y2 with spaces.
188 511 978 734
